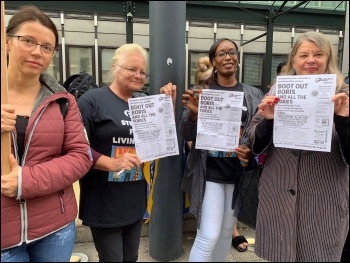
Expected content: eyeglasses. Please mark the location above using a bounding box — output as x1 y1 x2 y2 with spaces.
117 64 149 79
8 35 58 56
215 50 239 59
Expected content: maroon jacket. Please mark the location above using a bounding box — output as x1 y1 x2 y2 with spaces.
1 73 93 249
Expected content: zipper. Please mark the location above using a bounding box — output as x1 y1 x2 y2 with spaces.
59 190 65 213
20 199 26 243
18 106 48 243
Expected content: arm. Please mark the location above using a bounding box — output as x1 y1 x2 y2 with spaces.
245 95 279 155
332 91 349 163
20 97 93 199
180 106 198 142
92 149 141 172
78 95 142 173
334 115 349 163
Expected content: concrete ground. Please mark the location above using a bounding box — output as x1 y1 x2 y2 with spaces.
72 182 267 262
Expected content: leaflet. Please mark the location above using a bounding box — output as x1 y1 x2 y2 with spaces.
128 94 179 162
273 74 336 152
195 89 244 151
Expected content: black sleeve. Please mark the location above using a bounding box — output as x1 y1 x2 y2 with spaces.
253 118 274 153
334 115 349 164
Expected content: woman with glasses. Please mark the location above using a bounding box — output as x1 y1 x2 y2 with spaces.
180 38 263 262
246 31 349 262
77 43 176 262
1 5 93 262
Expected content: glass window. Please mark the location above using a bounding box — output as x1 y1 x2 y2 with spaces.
242 54 263 86
100 48 115 85
46 48 61 83
68 46 93 77
271 55 288 80
189 52 209 87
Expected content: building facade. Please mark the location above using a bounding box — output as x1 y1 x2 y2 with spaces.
4 1 348 92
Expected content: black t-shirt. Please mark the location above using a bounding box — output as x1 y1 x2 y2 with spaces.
78 86 147 227
206 81 247 184
15 115 29 165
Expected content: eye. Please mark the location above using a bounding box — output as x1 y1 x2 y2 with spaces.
128 68 137 73
217 52 225 58
42 45 53 53
140 72 146 76
22 37 35 45
229 50 238 56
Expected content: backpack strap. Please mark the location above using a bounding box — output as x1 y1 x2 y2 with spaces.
40 81 69 119
57 98 68 119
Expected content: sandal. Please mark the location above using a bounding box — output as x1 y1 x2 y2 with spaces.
232 235 248 252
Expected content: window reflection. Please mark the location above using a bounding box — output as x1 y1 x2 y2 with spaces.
68 46 93 76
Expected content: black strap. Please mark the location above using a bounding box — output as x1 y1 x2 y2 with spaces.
57 98 68 118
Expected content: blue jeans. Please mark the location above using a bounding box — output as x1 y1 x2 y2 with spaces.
1 221 75 262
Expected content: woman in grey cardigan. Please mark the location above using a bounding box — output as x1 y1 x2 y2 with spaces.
180 38 263 262
246 31 349 262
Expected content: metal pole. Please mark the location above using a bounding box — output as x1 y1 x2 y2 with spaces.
126 1 133 43
148 1 186 261
262 10 274 94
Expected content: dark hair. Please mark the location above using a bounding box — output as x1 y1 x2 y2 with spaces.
6 5 59 48
208 38 239 83
277 61 287 74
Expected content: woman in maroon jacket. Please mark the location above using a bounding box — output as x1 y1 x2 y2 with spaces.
1 5 92 262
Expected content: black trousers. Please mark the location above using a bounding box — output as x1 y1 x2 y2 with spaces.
90 218 143 262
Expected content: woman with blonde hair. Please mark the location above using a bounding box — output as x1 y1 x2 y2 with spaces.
246 31 348 261
78 43 176 262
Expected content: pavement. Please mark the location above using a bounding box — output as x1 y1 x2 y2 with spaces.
72 182 267 262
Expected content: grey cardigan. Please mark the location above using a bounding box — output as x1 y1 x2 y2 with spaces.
180 82 263 229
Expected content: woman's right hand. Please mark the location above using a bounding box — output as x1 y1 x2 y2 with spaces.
181 89 201 122
257 96 280 120
109 152 142 172
1 104 16 133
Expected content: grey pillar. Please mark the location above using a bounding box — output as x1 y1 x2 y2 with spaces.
148 1 186 261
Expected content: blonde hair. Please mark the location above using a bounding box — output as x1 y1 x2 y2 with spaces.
285 31 347 92
194 56 213 88
106 43 148 84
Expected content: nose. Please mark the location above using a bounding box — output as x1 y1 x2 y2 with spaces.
306 54 316 63
31 44 43 55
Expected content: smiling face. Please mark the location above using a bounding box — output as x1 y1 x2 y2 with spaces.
292 40 328 75
114 53 147 93
212 40 239 79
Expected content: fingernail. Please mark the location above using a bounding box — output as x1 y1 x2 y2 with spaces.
261 108 265 111
267 101 271 104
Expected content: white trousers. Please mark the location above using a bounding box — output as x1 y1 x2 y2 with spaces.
189 181 237 262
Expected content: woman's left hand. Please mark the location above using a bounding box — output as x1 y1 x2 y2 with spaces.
332 92 349 117
1 154 19 198
235 144 252 167
160 82 177 106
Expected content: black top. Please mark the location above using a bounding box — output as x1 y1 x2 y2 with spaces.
16 115 29 165
77 87 147 227
206 81 247 184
